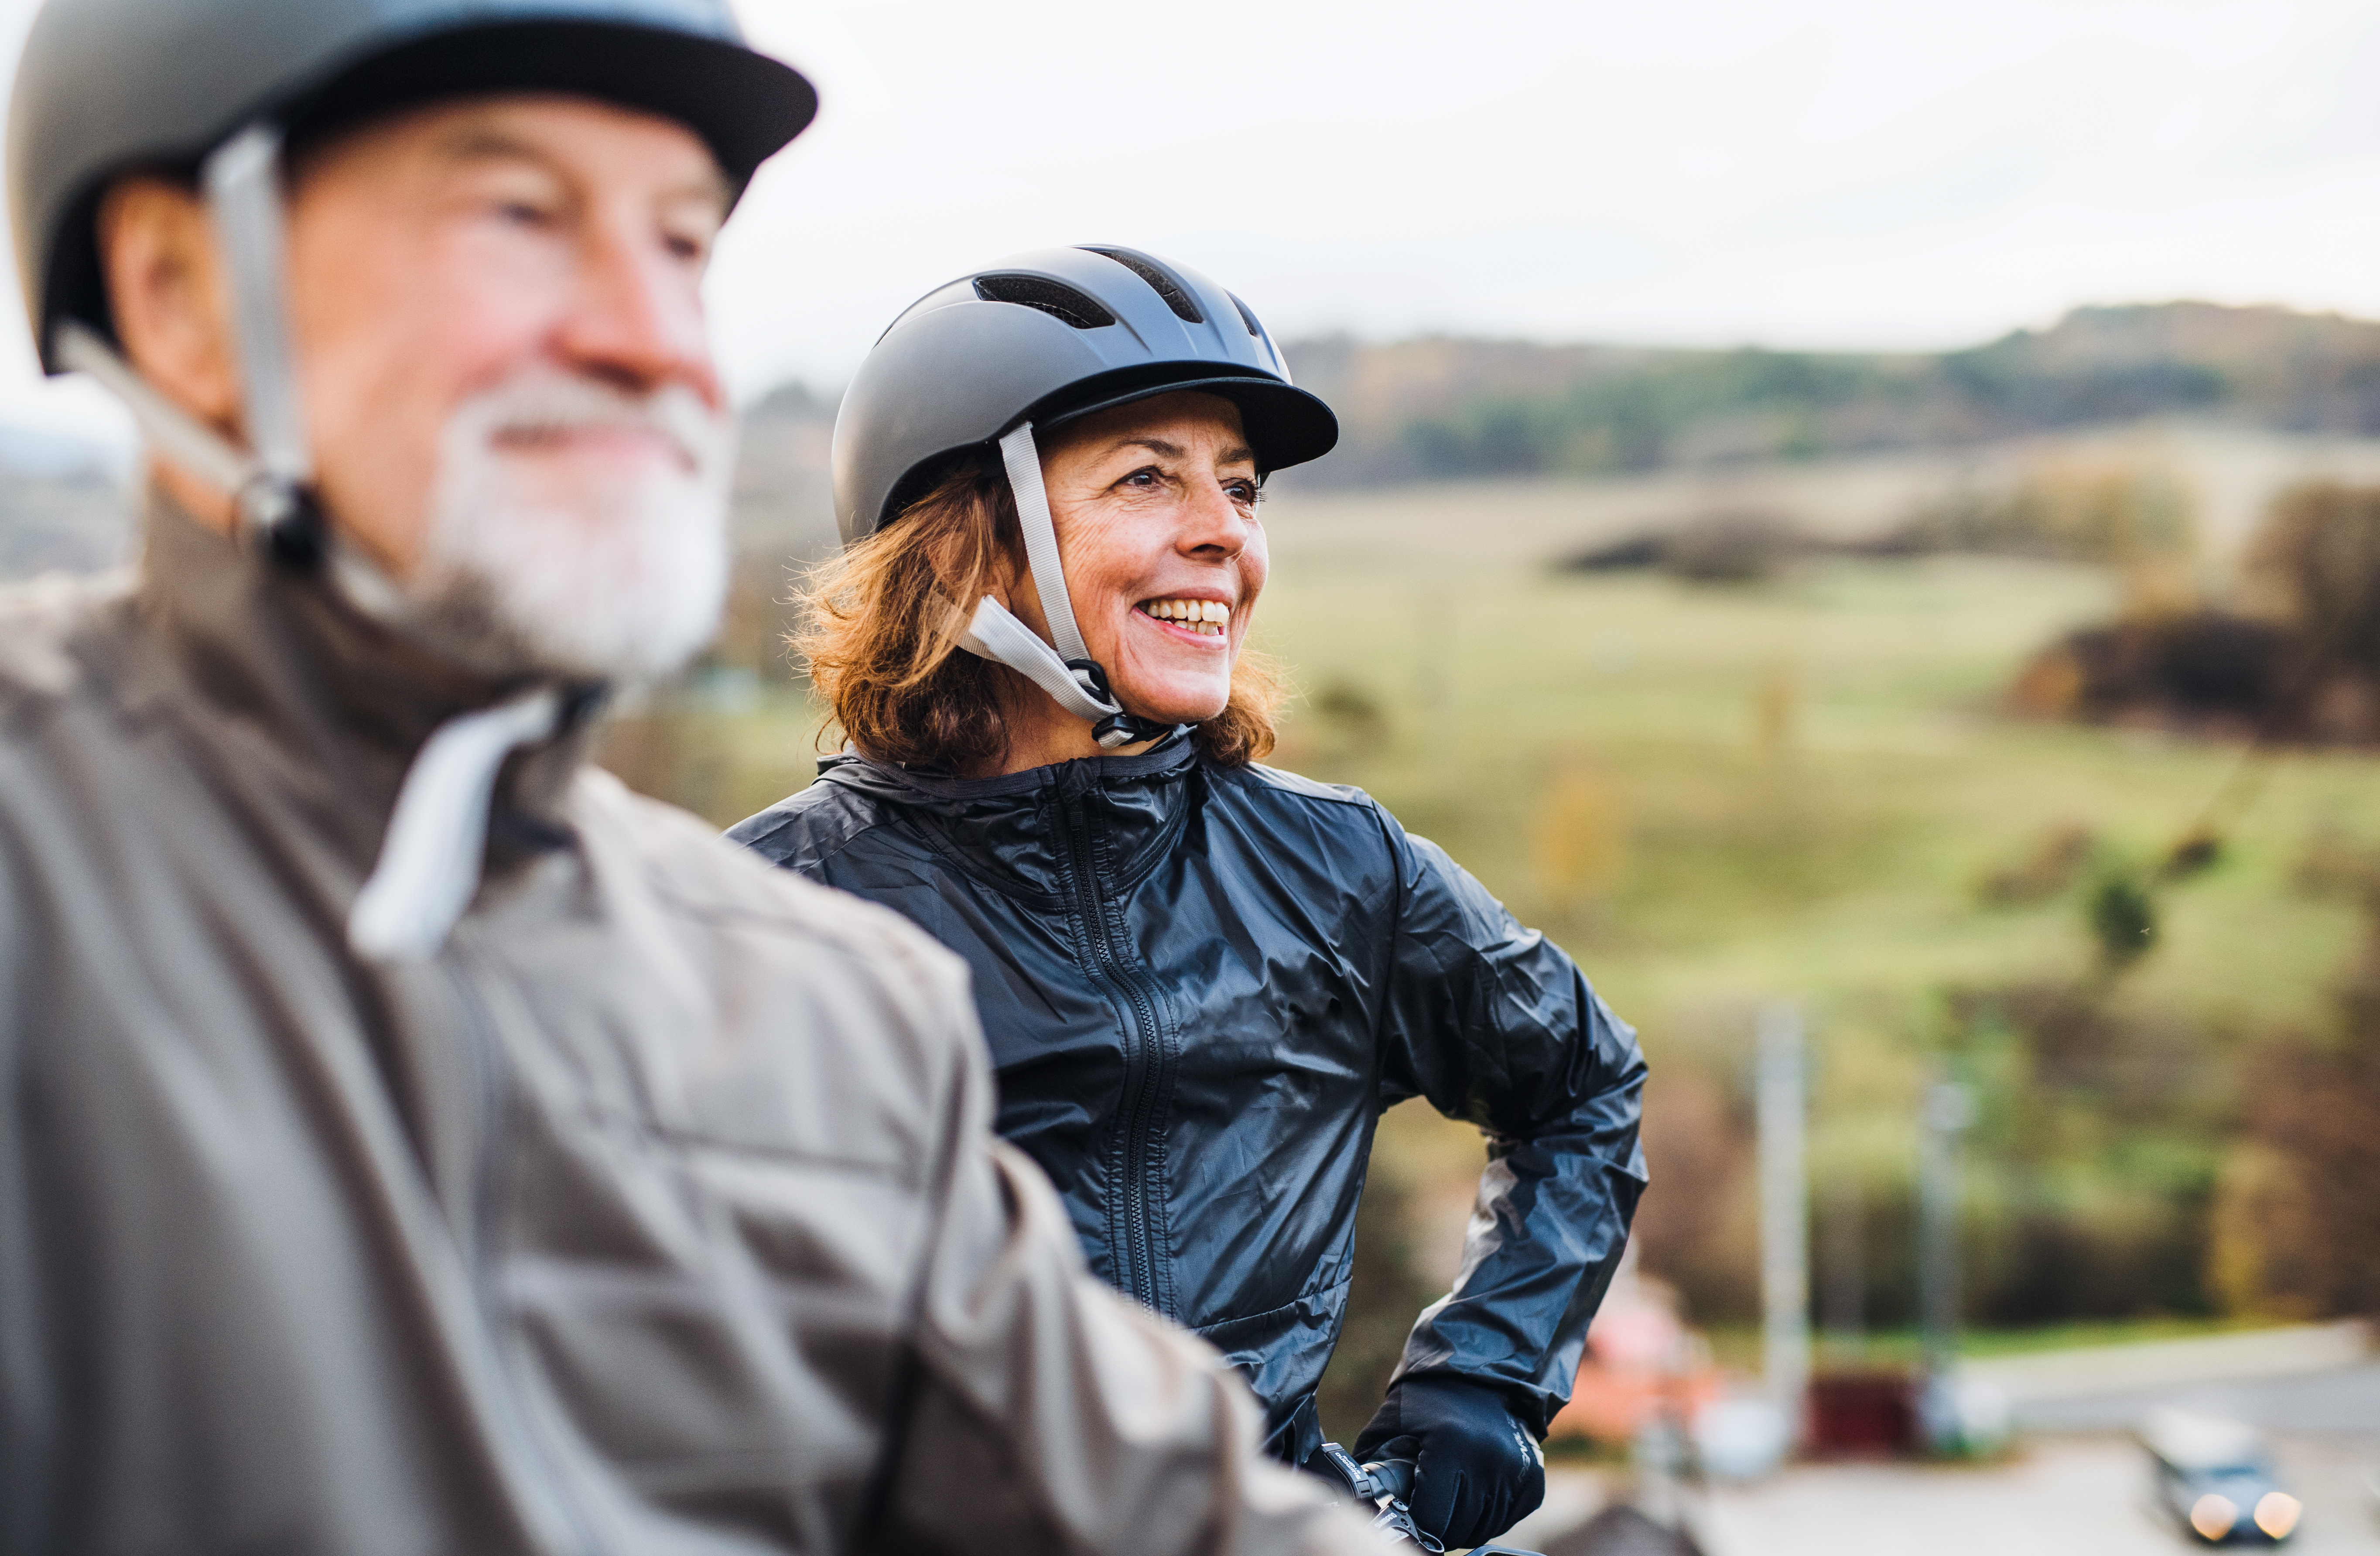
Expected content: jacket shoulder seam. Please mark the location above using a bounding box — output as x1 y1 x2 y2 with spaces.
730 783 892 876
1229 761 1383 810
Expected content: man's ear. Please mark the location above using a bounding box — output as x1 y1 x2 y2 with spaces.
96 177 242 432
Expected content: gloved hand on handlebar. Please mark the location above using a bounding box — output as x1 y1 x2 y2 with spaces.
1354 1374 1546 1549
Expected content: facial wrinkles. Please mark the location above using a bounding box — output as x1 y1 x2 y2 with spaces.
404 363 734 682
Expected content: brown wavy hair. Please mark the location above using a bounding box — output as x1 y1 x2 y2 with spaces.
793 455 1281 775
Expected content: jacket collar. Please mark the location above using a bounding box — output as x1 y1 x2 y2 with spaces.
816 737 1200 904
119 494 597 870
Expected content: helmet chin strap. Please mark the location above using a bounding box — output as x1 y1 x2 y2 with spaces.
201 123 322 568
65 118 562 964
954 422 1176 752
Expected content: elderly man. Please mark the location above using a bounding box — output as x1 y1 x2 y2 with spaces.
0 3 1380 1554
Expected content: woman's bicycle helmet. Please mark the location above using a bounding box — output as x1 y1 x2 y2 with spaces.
832 245 1339 747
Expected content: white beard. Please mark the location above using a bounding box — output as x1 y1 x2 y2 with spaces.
403 367 735 684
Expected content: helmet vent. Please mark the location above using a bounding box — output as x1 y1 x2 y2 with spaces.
1229 292 1264 337
1084 247 1204 324
974 275 1116 329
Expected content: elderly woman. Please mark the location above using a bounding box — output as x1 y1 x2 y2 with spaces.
731 246 1646 1551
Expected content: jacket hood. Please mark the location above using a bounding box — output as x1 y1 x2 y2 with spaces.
816 738 1199 907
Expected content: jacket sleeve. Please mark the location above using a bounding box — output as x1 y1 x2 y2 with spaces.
875 980 1385 1556
1373 820 1648 1435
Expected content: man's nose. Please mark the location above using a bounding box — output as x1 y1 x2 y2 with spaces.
553 219 721 407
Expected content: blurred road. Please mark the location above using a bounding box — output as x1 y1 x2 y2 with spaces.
1522 1327 2379 1556
1970 1322 2380 1433
1692 1433 2378 1556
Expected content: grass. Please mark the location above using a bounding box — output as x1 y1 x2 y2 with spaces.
621 469 2380 1333
1700 1314 2294 1374
1248 537 2369 1040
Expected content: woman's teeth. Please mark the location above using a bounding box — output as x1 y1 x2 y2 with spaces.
1139 598 1231 637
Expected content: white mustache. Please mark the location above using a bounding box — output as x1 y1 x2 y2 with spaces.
410 365 736 683
461 369 726 470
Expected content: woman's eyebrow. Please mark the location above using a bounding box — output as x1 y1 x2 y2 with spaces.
1108 437 1257 466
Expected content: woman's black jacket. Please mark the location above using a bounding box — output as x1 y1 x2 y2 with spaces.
728 739 1648 1460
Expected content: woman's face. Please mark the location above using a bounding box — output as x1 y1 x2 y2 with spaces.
1017 391 1266 727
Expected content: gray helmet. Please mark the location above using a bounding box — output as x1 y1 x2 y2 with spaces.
832 246 1337 751
10 0 817 373
832 244 1337 546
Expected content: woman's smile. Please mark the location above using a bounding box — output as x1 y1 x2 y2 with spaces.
1135 595 1234 642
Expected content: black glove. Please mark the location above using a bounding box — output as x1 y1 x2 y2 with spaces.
1354 1374 1546 1549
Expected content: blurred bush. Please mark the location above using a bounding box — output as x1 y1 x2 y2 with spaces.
1885 460 2195 570
1560 509 1801 584
2008 611 2291 732
2207 878 2380 1317
1626 1068 1760 1324
2009 479 2380 744
2084 871 2160 970
1946 984 2225 1323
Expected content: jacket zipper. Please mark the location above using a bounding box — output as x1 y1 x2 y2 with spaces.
447 952 611 1556
1054 777 1178 1320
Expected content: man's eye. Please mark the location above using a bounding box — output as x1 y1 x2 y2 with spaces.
496 198 557 229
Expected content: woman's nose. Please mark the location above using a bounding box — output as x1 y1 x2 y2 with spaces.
1179 480 1253 555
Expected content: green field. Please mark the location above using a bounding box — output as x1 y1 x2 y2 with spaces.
613 466 2380 1379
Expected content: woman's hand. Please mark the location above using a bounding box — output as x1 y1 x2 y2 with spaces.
1354 1374 1547 1549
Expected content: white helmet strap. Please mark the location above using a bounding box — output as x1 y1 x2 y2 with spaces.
202 122 316 546
999 422 1093 666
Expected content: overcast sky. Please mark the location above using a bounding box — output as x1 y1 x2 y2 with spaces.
3 0 2378 443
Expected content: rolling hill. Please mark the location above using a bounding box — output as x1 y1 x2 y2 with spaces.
1279 302 2380 487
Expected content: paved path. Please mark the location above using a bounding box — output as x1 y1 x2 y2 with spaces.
1692 1433 2378 1556
1964 1322 2377 1428
2011 1361 2380 1433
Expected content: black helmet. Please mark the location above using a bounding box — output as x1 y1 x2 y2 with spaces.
832 244 1338 546
832 246 1337 751
10 0 817 373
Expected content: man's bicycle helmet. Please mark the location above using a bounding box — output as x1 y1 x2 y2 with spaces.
9 0 815 564
832 245 1339 747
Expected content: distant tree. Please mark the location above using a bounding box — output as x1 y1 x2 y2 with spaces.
1627 1070 1759 1324
2243 481 2380 681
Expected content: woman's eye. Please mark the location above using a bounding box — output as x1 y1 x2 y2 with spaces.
1121 467 1162 489
496 198 556 230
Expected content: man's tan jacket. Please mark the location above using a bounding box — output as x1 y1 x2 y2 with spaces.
0 503 1378 1556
